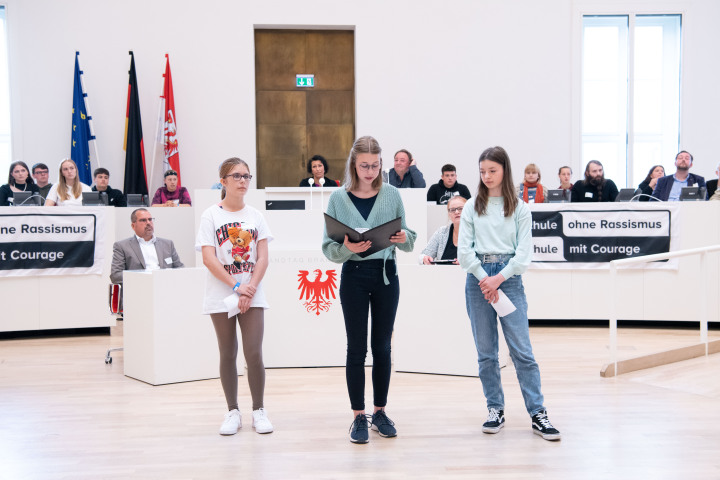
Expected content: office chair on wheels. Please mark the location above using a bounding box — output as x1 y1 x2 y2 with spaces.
104 283 123 364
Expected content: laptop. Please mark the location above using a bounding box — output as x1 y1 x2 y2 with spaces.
679 186 706 201
82 191 109 206
126 194 147 207
615 188 638 202
546 189 569 203
12 191 43 206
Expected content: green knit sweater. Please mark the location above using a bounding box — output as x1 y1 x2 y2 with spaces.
322 184 416 279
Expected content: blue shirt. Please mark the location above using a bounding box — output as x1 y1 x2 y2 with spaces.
668 174 689 201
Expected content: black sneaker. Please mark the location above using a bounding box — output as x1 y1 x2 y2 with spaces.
531 410 561 441
371 410 397 438
482 408 505 434
349 413 370 444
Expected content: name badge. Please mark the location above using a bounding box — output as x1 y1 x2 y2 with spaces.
585 192 593 198
164 257 173 265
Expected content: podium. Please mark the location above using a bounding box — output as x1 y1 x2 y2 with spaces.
123 268 243 385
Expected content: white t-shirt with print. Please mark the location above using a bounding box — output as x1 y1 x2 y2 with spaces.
195 203 273 314
46 183 92 206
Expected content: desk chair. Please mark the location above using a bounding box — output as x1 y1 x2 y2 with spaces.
104 284 123 364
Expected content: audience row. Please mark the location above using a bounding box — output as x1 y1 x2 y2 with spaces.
0 159 192 207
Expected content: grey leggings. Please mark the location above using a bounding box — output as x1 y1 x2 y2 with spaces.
210 308 265 411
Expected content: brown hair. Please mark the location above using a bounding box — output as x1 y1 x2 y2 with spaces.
218 157 250 200
8 161 34 186
474 146 518 218
57 159 83 202
344 136 383 192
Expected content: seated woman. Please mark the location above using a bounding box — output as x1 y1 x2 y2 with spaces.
637 165 664 201
45 159 91 206
152 169 192 207
517 163 548 203
420 196 467 264
0 161 40 206
299 155 340 187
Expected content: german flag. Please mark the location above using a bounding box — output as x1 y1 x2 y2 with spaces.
123 51 148 196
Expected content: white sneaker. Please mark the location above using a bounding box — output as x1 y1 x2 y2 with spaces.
252 408 274 434
219 409 242 436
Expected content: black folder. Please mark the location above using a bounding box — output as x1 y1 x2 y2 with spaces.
324 214 402 258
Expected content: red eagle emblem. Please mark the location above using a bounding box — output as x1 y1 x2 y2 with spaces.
297 269 338 315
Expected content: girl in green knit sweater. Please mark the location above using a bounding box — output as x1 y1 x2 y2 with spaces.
322 136 416 444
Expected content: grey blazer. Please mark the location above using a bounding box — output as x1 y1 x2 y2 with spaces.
110 236 184 284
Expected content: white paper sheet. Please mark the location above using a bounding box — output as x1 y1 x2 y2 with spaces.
223 293 241 318
490 289 516 317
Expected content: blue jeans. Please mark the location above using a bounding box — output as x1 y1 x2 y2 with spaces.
465 262 545 416
340 259 399 411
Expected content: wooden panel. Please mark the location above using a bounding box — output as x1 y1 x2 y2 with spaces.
306 31 354 90
256 91 306 125
307 91 354 125
257 125 306 188
307 124 354 161
255 30 306 91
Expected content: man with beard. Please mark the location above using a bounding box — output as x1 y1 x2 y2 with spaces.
652 151 706 201
570 160 619 202
110 208 184 284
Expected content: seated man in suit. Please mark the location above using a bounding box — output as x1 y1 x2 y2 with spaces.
110 208 184 284
652 151 706 201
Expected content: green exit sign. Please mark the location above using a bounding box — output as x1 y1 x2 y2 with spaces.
296 74 315 88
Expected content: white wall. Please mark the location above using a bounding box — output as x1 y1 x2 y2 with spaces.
4 0 719 195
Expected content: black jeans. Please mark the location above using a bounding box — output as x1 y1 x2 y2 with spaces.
340 259 399 411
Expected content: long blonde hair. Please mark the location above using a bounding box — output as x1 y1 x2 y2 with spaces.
57 159 83 201
218 157 250 200
343 136 383 192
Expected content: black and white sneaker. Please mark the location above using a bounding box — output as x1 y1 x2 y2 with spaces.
482 408 505 434
531 410 561 441
349 413 370 444
371 410 397 438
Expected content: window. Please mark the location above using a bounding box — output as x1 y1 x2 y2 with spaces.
0 6 10 175
582 14 681 188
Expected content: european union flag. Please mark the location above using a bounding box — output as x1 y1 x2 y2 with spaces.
71 52 94 185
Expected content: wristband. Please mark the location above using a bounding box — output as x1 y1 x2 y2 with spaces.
232 282 241 292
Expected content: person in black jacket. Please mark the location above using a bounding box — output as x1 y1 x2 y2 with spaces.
92 168 126 207
570 160 619 202
426 164 472 204
0 161 40 206
637 165 665 201
299 155 340 187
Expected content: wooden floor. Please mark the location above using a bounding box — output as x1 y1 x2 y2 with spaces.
1 324 719 479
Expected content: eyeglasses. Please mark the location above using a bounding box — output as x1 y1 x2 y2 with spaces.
34 171 49 175
136 218 156 223
358 163 381 172
448 207 464 214
224 173 253 181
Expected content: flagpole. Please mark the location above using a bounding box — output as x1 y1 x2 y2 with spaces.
76 51 101 168
149 54 167 194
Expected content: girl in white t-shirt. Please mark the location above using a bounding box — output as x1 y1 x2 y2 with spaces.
195 157 274 436
45 158 91 206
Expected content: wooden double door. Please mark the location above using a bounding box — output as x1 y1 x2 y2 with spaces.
255 29 355 188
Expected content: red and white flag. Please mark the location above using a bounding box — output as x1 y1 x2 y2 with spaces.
149 54 181 193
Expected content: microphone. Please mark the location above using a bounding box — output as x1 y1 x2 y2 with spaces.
308 178 314 187
318 178 325 187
